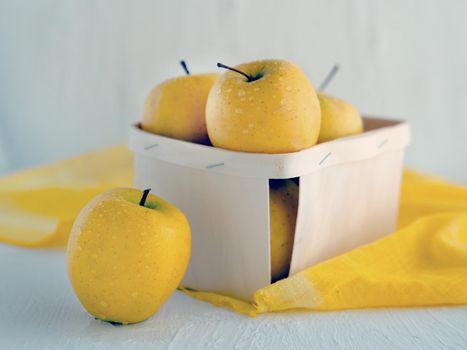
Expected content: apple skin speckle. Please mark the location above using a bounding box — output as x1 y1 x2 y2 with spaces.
206 59 321 153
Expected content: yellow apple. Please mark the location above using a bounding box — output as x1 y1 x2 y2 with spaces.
317 92 363 143
270 179 298 282
67 188 191 324
206 59 321 153
142 62 219 145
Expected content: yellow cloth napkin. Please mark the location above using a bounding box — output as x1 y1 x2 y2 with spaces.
0 145 132 247
1 145 466 316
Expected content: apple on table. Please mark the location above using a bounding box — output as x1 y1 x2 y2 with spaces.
67 188 191 325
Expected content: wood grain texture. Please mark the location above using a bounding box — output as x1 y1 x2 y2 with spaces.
1 244 466 350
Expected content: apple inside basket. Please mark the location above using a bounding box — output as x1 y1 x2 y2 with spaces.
129 117 410 301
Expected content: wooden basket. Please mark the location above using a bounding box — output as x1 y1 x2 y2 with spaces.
129 117 410 301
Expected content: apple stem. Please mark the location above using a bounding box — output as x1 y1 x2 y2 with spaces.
217 62 257 82
180 60 190 75
139 189 151 207
319 64 340 91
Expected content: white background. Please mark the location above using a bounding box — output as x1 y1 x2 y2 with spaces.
0 0 466 181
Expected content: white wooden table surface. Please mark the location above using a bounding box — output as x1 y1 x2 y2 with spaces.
1 244 466 350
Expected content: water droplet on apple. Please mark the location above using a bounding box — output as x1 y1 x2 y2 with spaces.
253 87 260 92
238 90 245 97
